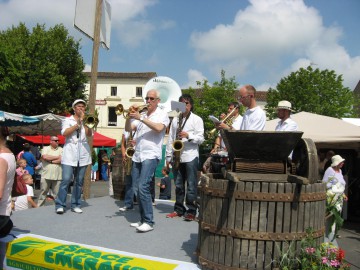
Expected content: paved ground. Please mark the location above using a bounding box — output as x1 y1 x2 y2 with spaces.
33 179 360 269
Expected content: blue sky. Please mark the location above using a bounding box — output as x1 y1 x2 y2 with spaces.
0 0 359 91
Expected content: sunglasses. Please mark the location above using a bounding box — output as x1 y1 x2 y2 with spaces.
145 97 158 101
52 140 59 142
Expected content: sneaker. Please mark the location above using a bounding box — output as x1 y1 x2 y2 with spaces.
152 202 156 206
119 206 133 212
130 222 142 228
166 212 182 218
71 207 83 214
136 223 154 232
56 208 64 214
183 213 196 221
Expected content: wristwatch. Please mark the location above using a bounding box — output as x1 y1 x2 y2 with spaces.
140 115 145 122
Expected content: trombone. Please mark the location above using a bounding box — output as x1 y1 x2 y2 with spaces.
115 104 148 119
209 106 238 135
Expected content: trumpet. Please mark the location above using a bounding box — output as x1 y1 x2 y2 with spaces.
209 106 238 135
115 104 148 119
83 114 99 129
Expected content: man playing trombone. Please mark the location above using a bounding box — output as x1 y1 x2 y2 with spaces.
125 89 169 233
55 99 93 214
165 94 204 221
203 102 242 173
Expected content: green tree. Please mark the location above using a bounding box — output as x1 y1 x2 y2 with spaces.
183 70 241 150
265 66 358 119
0 23 87 115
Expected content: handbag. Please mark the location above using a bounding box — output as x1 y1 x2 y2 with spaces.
11 174 27 197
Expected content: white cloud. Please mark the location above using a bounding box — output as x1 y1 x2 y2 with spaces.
83 64 91 72
189 0 358 89
181 69 208 89
110 0 158 47
0 0 158 47
0 0 74 31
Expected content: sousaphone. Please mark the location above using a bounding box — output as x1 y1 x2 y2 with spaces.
143 76 182 112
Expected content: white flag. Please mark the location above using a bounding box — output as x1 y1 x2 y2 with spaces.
74 0 111 50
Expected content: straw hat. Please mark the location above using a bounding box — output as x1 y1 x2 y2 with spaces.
331 155 345 167
277 100 293 111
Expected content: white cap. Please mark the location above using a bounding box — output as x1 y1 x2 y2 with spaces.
277 100 293 111
331 155 345 167
72 99 86 109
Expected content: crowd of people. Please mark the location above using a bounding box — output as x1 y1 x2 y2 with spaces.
0 85 349 237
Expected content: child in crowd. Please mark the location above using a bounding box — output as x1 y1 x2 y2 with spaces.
157 167 171 200
16 158 29 176
13 174 38 211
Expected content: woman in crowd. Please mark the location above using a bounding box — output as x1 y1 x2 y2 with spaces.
0 126 16 236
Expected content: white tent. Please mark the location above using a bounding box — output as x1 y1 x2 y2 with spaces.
265 112 360 150
342 118 360 127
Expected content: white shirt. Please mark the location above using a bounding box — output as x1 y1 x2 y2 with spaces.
275 118 298 131
219 114 243 149
0 153 16 216
132 107 170 162
14 184 34 211
166 112 205 163
61 115 92 167
231 114 243 130
322 167 346 189
240 106 266 131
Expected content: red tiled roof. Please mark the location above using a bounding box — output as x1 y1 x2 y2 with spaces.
84 72 157 79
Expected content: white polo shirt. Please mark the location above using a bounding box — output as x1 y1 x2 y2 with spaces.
132 107 170 163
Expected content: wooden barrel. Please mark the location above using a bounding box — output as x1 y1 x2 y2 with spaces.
197 172 326 270
111 148 126 200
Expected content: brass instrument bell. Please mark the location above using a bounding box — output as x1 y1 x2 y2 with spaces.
115 104 149 119
84 114 99 129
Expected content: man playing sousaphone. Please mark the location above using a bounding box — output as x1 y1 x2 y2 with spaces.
165 94 204 221
125 89 169 232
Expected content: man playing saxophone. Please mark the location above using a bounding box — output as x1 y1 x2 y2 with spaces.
125 89 169 233
165 94 204 221
118 130 136 212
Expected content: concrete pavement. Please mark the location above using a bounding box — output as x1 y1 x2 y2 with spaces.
34 179 360 269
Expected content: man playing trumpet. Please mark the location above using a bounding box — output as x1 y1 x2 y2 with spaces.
55 99 93 215
125 89 169 232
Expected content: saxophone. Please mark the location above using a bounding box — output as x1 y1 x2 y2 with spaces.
171 113 184 170
125 131 135 175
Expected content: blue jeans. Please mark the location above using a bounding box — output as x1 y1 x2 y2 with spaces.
123 174 134 209
173 157 199 215
131 159 159 226
55 164 87 210
101 163 108 181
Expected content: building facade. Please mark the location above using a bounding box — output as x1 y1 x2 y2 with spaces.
84 72 157 143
